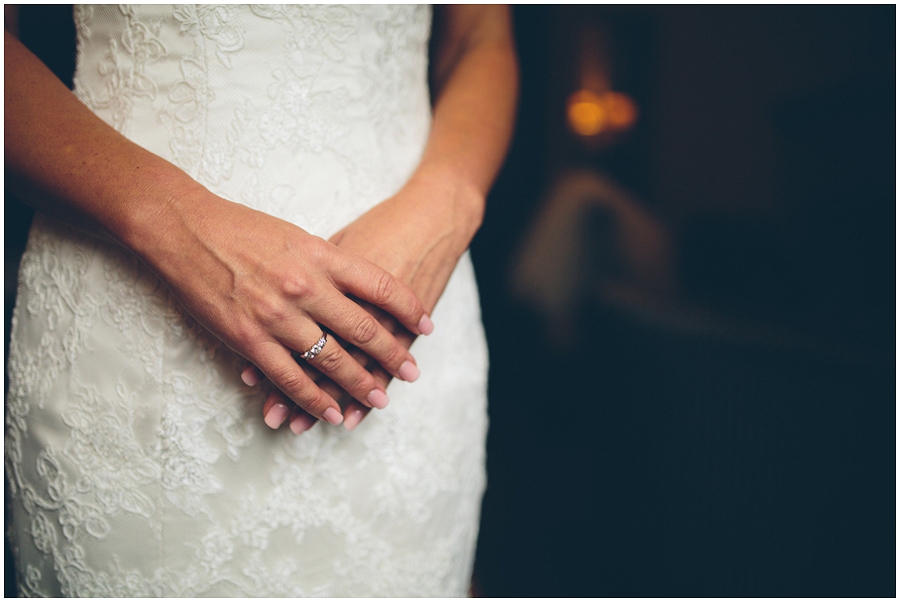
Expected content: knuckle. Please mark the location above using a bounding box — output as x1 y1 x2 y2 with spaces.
371 271 396 306
295 386 330 417
308 236 334 267
280 272 314 299
349 371 373 396
231 321 261 350
272 367 312 400
380 343 408 369
313 346 344 373
257 297 290 325
349 314 379 346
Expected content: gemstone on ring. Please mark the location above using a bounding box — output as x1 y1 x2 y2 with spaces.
300 331 327 361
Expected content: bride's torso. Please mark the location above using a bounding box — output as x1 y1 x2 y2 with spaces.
8 5 489 596
73 4 433 235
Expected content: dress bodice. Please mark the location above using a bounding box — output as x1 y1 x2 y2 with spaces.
73 4 433 236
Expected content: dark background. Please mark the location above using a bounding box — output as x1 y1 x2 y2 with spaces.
6 5 895 597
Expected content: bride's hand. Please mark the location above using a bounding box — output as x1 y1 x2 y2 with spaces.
251 169 484 431
142 185 433 427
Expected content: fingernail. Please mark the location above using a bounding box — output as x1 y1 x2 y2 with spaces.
290 413 316 435
367 389 389 409
398 360 420 382
418 314 434 336
343 406 366 431
323 407 343 425
241 367 259 386
264 402 289 429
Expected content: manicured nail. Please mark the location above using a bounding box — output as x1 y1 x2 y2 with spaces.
418 314 434 336
290 413 316 435
323 407 343 425
367 389 389 409
398 360 420 382
264 402 289 429
241 367 260 386
343 406 366 431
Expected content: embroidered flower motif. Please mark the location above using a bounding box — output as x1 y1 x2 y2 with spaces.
79 6 166 132
53 385 159 529
22 564 43 595
30 513 56 554
174 4 244 68
197 529 235 571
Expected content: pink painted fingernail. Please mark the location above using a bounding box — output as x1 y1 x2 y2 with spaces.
264 402 289 429
290 413 316 435
367 389 389 409
343 406 366 431
241 367 260 386
398 360 420 382
323 407 343 425
418 314 434 335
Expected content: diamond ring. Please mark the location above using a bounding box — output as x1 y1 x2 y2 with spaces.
300 331 328 361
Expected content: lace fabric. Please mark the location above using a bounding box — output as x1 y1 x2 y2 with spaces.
6 5 488 596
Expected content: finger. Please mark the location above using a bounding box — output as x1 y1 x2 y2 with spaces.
262 389 291 430
262 388 319 434
250 338 362 387
245 357 342 395
256 342 344 425
308 296 421 383
346 344 392 388
344 315 418 386
249 329 401 433
353 299 405 334
288 406 317 434
251 349 381 433
312 348 379 431
288 327 393 409
307 355 371 431
241 363 263 387
328 250 434 336
350 300 421 352
342 401 370 431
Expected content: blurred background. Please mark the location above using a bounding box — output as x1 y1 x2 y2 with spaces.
5 5 896 597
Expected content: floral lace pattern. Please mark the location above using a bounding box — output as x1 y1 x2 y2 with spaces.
7 5 488 597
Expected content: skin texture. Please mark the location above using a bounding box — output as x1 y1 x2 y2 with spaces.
5 5 518 432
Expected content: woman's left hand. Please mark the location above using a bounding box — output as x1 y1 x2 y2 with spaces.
250 170 485 432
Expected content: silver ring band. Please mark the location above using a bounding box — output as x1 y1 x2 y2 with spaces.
300 331 328 361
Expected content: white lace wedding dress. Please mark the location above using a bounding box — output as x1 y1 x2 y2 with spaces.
6 5 489 597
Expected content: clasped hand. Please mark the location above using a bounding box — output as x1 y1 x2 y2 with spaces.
238 173 482 433
145 189 433 430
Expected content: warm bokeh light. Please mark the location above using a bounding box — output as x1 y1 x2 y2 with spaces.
566 89 638 138
605 91 638 130
567 91 608 136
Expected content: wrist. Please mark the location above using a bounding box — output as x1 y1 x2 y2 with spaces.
115 163 214 273
405 163 486 251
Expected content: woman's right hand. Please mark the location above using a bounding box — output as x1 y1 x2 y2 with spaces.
139 185 433 426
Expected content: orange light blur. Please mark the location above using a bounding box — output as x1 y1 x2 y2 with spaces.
605 91 638 130
567 91 608 136
566 89 638 138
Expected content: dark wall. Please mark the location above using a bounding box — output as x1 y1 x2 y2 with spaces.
472 4 894 597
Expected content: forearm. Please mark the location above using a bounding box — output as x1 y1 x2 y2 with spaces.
411 5 518 251
4 29 204 257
